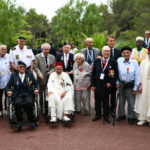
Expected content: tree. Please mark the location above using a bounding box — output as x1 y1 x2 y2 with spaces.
0 0 25 48
134 0 150 34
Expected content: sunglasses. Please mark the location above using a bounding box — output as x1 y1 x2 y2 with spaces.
19 65 26 68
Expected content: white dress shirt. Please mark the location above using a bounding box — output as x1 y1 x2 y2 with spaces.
0 54 11 89
64 53 69 68
19 73 25 83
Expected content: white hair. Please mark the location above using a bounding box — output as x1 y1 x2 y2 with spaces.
74 53 85 61
85 38 93 43
41 43 51 49
145 30 150 34
63 44 71 49
102 45 110 52
0 45 7 50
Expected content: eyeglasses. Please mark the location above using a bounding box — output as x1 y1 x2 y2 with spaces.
19 66 26 68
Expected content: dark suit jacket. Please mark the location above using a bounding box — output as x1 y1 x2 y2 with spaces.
91 58 118 94
56 53 74 72
100 48 122 61
6 71 40 99
144 38 150 48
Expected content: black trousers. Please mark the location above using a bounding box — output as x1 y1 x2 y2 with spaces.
14 95 34 122
110 86 116 112
94 87 111 118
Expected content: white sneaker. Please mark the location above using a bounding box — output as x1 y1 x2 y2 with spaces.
63 116 70 122
50 116 57 123
137 120 146 126
0 111 2 117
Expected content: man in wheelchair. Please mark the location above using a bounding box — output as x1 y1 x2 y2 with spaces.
6 61 40 130
47 62 74 123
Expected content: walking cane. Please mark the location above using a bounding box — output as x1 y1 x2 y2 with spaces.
112 90 119 126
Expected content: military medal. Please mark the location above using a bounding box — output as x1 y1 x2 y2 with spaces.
15 55 19 60
1 70 6 76
61 56 63 61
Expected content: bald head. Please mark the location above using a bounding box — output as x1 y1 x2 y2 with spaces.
85 38 93 50
0 45 7 57
102 46 110 59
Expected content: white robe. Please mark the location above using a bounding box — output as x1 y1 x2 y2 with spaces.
134 59 150 122
47 72 74 120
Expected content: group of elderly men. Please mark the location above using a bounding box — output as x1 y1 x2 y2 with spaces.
0 30 150 130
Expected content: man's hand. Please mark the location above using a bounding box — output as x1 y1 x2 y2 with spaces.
116 84 120 90
132 90 136 96
66 72 72 75
39 74 44 80
48 91 54 97
34 90 39 95
7 91 12 96
46 72 50 75
60 91 67 99
97 56 102 59
106 83 111 88
91 87 96 91
87 83 91 89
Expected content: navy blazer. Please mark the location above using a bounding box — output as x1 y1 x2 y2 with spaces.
6 71 40 99
56 53 74 72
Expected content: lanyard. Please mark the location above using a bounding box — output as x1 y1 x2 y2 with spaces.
101 58 109 72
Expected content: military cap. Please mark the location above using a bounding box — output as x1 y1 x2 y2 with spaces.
18 61 27 66
18 36 26 40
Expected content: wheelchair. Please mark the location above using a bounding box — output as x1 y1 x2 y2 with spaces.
6 93 40 128
42 88 75 126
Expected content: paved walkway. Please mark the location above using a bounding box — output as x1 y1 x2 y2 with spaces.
0 93 149 150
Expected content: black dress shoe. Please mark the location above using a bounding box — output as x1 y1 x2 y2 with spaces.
17 122 23 131
128 118 134 125
28 122 37 129
116 116 126 121
92 115 101 121
105 116 111 123
111 111 116 117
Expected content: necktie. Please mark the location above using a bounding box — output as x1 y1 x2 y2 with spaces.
88 50 92 64
45 56 48 68
104 59 106 68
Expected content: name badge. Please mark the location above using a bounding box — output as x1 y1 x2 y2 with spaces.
122 75 127 81
1 70 6 76
100 73 105 80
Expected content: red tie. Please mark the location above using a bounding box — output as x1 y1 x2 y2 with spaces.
104 59 106 67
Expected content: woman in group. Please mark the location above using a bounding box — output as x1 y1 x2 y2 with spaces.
135 47 150 126
73 53 91 116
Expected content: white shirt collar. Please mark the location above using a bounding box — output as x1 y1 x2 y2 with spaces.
19 73 25 82
102 57 109 62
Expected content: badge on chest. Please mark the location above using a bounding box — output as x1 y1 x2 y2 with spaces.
100 73 105 80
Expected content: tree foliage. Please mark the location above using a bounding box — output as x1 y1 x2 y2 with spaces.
0 0 150 50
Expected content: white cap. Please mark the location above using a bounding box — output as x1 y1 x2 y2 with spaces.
136 36 144 42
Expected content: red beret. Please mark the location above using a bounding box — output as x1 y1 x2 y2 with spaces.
148 47 150 53
55 62 63 67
